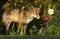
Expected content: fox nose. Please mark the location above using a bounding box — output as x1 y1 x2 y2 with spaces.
37 16 40 19
35 15 40 19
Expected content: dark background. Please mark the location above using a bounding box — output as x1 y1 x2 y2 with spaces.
0 0 8 21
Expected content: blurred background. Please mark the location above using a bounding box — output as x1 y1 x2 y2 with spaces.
0 0 60 36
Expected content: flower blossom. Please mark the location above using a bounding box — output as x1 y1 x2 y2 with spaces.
44 16 50 24
48 9 54 15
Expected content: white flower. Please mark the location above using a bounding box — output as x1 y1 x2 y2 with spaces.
48 9 54 15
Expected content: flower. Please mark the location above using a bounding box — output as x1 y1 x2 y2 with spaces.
2 2 10 9
21 6 25 10
20 0 23 2
48 9 54 15
14 3 17 6
35 1 37 3
44 16 50 24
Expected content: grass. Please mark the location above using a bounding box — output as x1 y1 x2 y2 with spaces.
0 35 60 39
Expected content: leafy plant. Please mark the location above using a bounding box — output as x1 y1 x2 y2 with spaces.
45 26 56 35
38 27 45 35
29 25 38 35
9 23 16 36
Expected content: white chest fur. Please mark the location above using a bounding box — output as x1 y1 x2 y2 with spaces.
25 14 34 23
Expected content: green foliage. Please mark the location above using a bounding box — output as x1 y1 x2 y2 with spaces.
45 26 56 35
20 26 24 36
29 25 38 35
9 23 16 36
38 27 45 35
1 0 60 36
55 26 60 36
